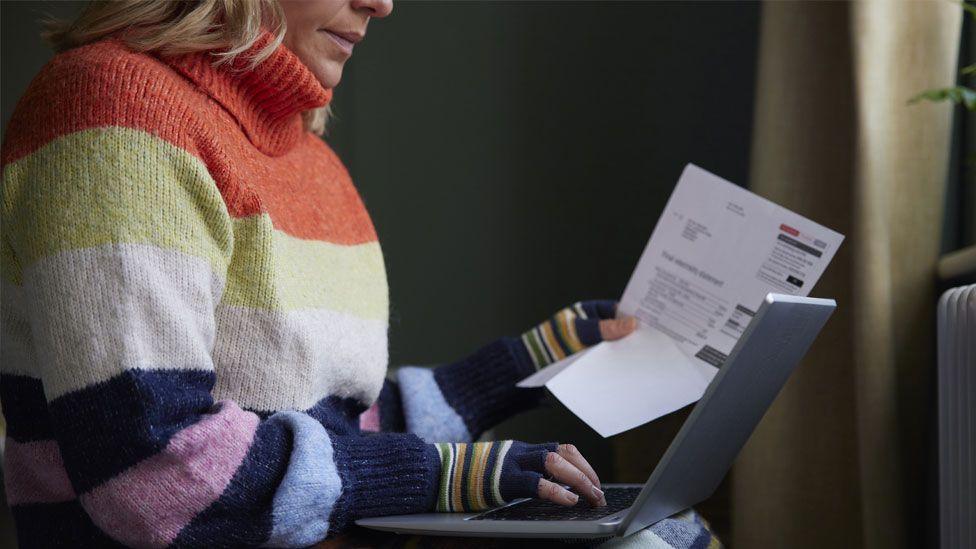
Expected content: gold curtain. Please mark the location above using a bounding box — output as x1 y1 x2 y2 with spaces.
733 2 962 547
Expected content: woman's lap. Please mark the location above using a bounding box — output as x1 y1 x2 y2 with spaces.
598 510 720 549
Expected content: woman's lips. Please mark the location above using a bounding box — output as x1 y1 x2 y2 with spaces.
321 29 361 54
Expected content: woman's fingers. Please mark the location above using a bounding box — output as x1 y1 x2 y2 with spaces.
537 478 580 506
599 316 637 341
556 444 602 489
544 450 606 507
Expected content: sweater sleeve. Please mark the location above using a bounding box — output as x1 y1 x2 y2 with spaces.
1 127 438 547
376 339 544 442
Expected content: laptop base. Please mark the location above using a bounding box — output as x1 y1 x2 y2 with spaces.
355 484 643 538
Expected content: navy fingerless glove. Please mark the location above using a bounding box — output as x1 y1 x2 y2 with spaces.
519 300 617 369
433 440 558 512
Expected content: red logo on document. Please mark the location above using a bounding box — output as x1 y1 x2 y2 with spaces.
779 224 800 237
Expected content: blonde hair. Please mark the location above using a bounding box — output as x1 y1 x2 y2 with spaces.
44 0 329 134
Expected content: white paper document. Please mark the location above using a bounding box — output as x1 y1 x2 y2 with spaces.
521 164 844 437
545 327 709 438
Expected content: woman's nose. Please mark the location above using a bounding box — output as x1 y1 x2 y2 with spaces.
351 0 393 18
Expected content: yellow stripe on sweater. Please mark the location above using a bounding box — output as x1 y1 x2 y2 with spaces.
452 444 467 512
1 127 233 284
540 322 567 361
467 442 489 510
223 216 388 320
556 309 585 353
1 127 388 321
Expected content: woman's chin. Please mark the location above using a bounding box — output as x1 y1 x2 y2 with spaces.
308 60 344 90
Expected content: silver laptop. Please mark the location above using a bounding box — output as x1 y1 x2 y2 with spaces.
357 294 836 539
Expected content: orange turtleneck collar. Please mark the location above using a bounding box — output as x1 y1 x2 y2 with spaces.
164 33 332 156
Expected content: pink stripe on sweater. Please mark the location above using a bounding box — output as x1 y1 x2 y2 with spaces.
80 401 259 548
359 401 381 432
3 438 76 505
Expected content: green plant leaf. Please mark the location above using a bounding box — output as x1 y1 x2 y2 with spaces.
963 63 976 76
909 86 976 110
962 0 976 19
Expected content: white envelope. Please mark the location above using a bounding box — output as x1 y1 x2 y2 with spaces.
545 327 712 438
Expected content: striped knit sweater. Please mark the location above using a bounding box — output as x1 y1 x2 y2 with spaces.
0 36 540 547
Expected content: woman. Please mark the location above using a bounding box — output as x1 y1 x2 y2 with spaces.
1 1 714 547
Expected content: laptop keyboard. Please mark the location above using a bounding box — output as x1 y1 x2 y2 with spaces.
468 487 642 522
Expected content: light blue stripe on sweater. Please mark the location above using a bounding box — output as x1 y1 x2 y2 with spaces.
263 412 342 548
397 367 472 443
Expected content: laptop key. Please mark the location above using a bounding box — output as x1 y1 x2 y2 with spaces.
468 487 641 521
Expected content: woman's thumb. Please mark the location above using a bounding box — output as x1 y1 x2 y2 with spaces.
599 317 638 341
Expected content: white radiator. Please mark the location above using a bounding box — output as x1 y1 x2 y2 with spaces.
938 283 975 549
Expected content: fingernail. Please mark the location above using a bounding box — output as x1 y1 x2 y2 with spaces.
592 486 604 500
567 493 579 505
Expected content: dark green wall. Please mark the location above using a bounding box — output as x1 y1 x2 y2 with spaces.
329 1 760 368
1 2 759 537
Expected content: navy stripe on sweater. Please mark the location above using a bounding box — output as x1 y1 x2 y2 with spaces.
328 433 440 534
377 380 406 433
10 501 127 549
0 374 54 442
19 365 440 545
431 337 542 439
249 395 368 435
47 368 215 493
306 395 368 435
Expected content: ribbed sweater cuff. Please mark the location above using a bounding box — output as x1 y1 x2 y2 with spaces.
432 337 544 438
329 433 440 532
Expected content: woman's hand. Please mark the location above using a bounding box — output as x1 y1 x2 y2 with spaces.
434 440 606 513
520 300 637 370
538 443 606 507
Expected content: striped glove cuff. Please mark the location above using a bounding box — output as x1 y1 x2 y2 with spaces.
434 440 557 512
520 300 617 369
